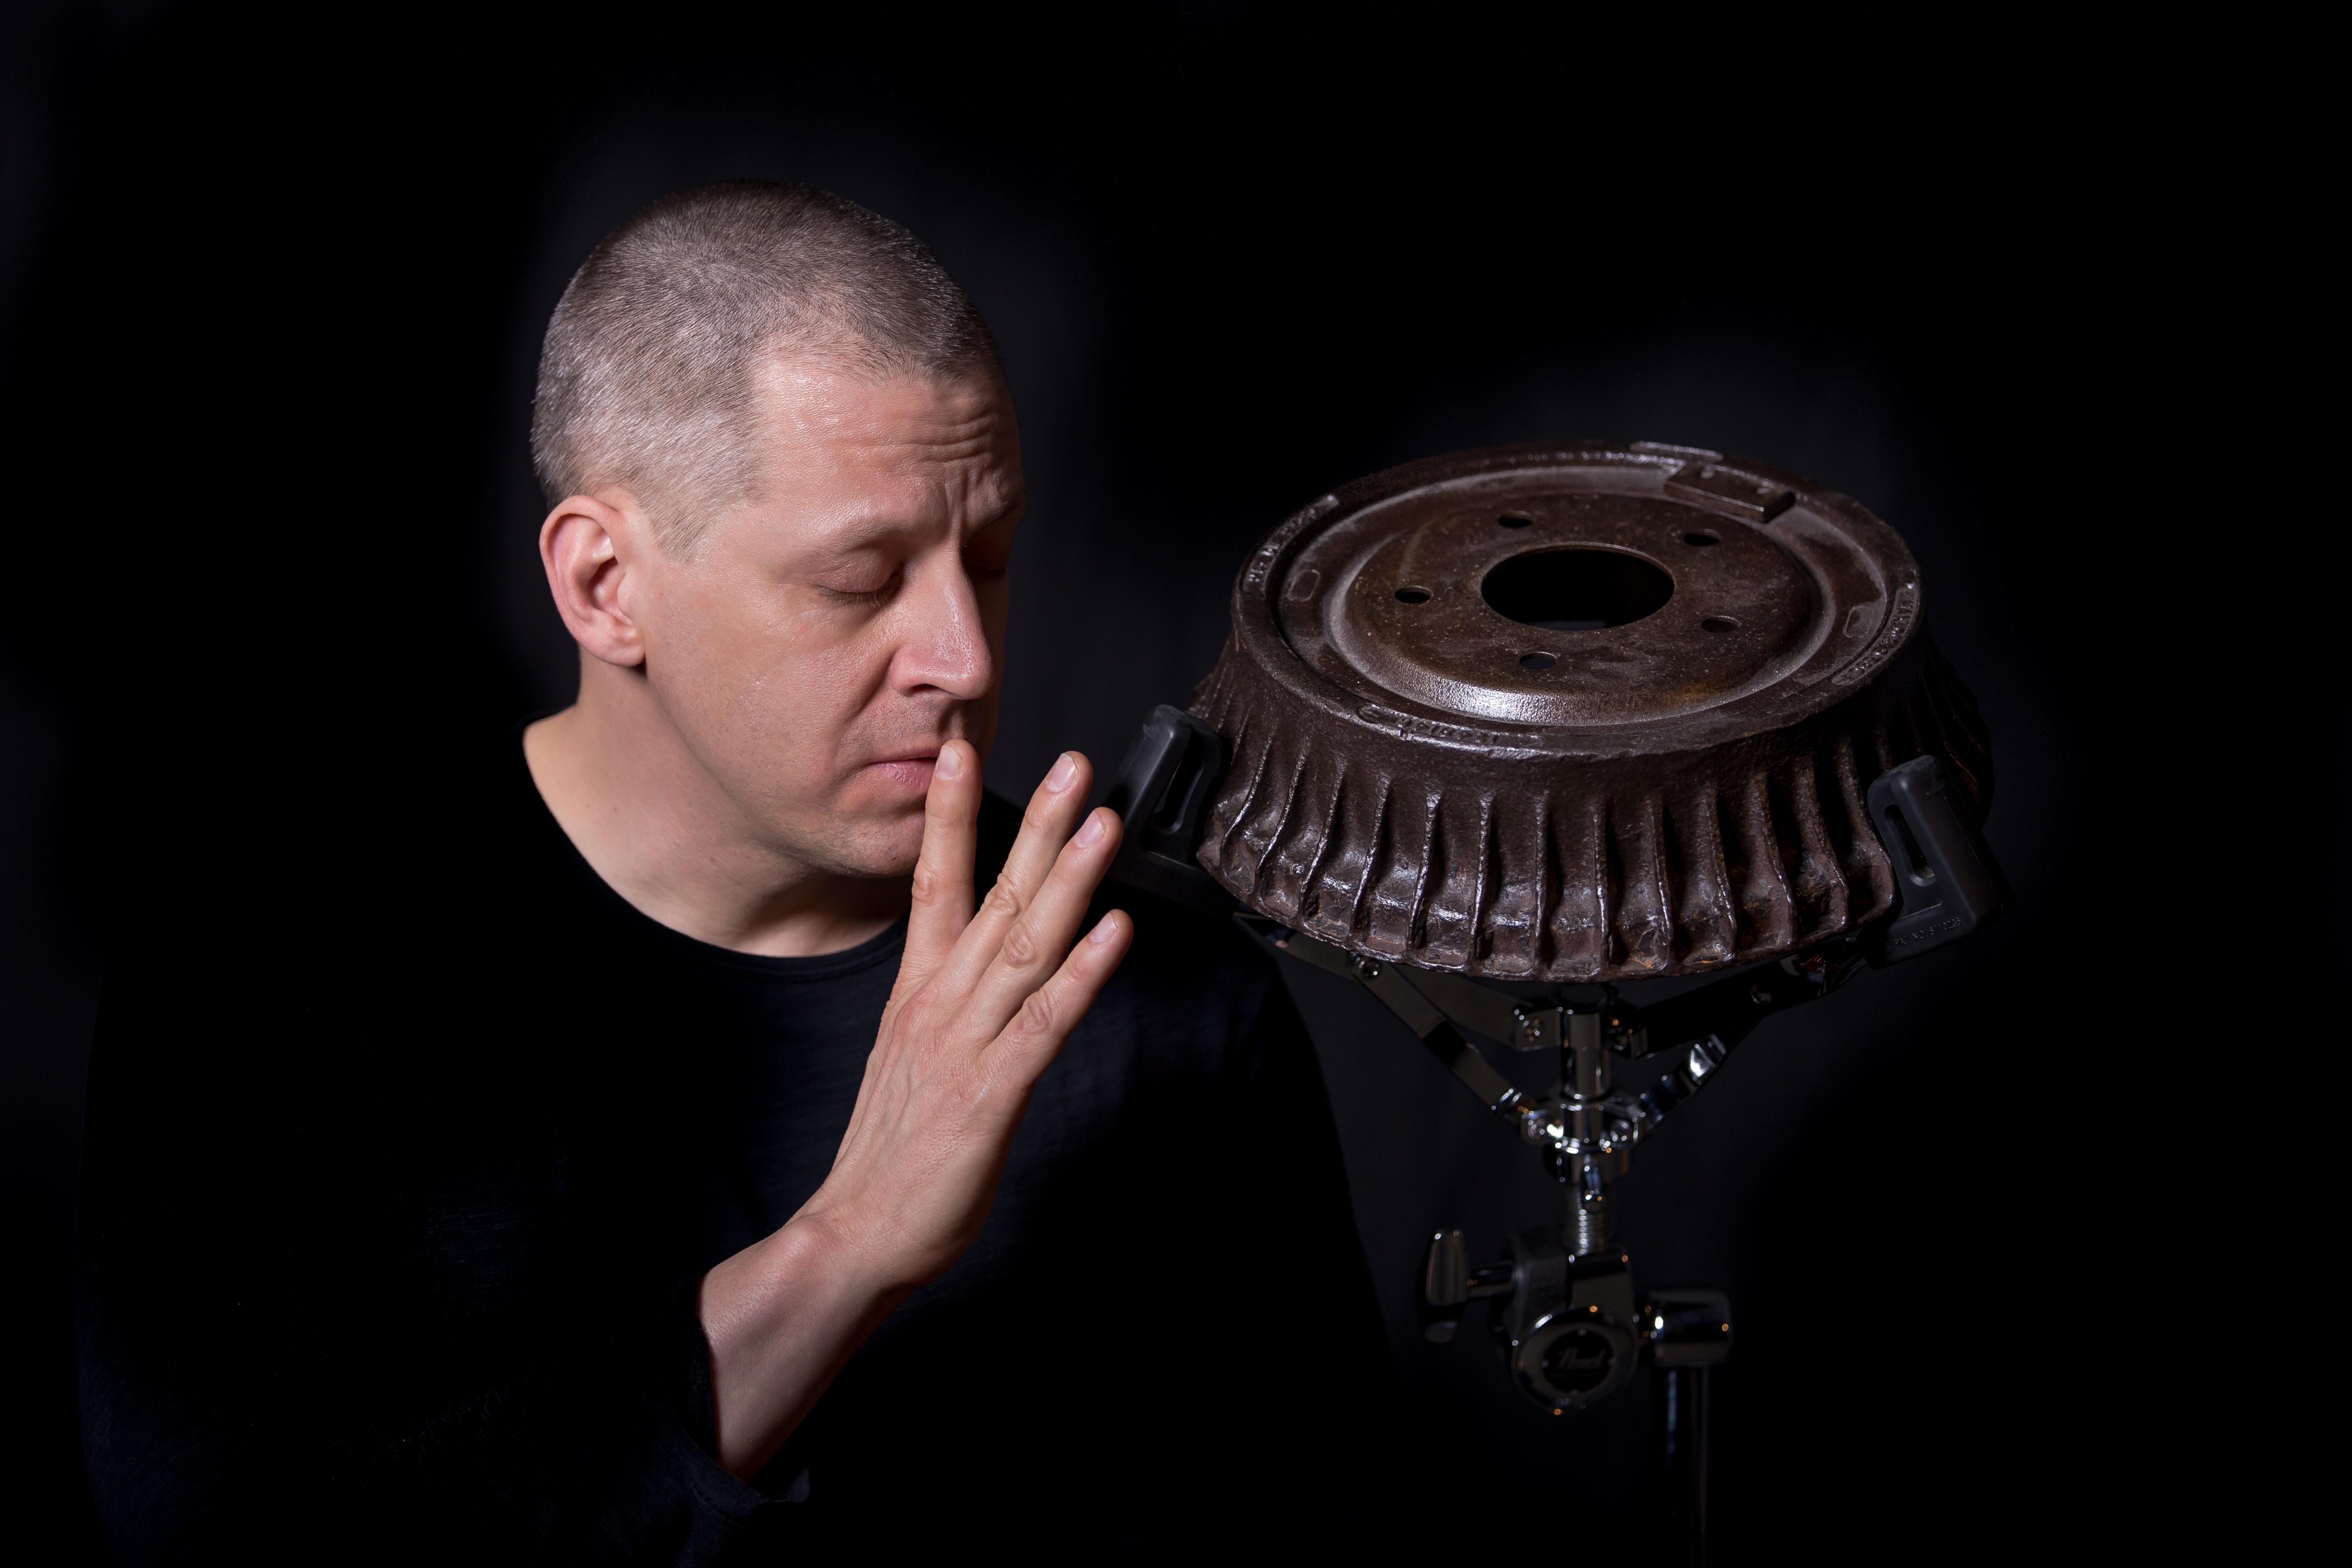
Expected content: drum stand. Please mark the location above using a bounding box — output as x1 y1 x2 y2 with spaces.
1249 920 1872 1565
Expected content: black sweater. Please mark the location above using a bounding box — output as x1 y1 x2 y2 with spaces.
76 735 1391 1563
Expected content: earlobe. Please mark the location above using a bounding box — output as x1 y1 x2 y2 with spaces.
540 493 647 668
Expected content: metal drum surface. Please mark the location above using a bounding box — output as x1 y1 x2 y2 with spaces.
1187 440 1992 981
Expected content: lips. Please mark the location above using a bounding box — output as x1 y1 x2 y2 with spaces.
864 754 939 792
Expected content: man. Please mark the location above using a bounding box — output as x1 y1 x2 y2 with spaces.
78 183 1389 1562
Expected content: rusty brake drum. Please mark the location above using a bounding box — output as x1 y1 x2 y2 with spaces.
1183 440 1993 981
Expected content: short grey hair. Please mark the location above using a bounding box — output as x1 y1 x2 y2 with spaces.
530 180 1000 554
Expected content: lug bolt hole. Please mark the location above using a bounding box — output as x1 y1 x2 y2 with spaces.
1520 652 1557 671
1497 513 1534 529
1682 531 1719 547
1701 615 1739 634
1395 586 1432 604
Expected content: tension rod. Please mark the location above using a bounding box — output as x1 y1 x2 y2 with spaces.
1262 926 1522 1114
1349 956 1523 1114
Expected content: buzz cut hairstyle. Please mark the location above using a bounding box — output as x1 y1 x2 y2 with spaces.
530 180 1001 555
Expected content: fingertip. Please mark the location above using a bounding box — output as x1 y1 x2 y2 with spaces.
929 741 980 813
1086 908 1129 945
1074 805 1121 851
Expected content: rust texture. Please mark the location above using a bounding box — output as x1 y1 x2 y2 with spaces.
1188 440 1993 981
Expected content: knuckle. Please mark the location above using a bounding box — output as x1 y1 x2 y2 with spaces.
1001 920 1038 968
1016 985 1059 1039
909 863 947 905
983 874 1024 918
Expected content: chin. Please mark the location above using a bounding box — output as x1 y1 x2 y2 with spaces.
808 808 927 880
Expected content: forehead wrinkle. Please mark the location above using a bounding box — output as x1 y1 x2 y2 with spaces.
796 463 1021 553
835 428 1003 469
759 394 1011 486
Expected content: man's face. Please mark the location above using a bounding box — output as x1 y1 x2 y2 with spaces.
628 359 1021 878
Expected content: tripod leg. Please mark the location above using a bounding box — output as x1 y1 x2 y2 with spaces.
1687 1366 1712 1563
1655 1364 1713 1565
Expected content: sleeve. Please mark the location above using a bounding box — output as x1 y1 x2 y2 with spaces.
74 952 778 1566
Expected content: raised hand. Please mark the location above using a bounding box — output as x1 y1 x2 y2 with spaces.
698 741 1131 1476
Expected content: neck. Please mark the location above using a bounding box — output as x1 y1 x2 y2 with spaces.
523 659 908 958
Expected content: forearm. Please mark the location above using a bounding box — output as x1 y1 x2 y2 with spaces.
698 1212 908 1479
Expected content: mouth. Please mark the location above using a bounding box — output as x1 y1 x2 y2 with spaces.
864 753 941 794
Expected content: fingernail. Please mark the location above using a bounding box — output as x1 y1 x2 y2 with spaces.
1045 753 1078 792
1074 810 1107 848
1088 912 1119 944
935 744 963 781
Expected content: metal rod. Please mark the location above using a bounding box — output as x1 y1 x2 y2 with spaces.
1563 1012 1616 1258
1655 1364 1713 1565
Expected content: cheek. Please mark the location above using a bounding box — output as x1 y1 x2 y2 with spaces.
651 583 769 700
728 627 882 746
652 582 873 743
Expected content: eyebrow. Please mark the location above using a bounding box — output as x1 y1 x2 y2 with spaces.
967 490 1027 532
807 488 1026 557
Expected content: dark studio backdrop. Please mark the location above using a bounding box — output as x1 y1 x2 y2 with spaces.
2 5 2314 1562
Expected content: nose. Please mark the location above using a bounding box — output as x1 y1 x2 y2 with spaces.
889 556 995 703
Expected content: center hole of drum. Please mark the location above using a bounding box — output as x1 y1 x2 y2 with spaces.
1481 548 1674 632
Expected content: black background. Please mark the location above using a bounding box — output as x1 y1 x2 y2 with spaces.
1 5 2317 1561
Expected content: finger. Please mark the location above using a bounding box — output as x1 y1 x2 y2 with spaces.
989 908 1133 1073
933 750 1094 995
968 804 1123 1024
897 739 981 995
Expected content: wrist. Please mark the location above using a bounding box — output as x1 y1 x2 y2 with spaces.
699 1207 913 1478
770 1204 910 1314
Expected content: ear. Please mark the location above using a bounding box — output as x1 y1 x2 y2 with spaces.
539 492 652 668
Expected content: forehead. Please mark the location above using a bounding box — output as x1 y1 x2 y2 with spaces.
746 356 1021 503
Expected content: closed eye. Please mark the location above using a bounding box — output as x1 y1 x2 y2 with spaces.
819 574 901 606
